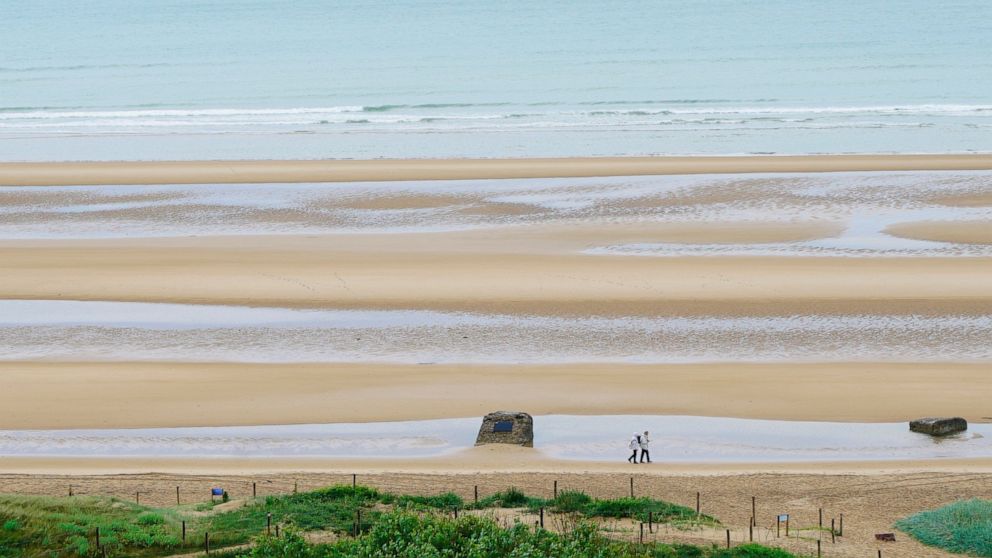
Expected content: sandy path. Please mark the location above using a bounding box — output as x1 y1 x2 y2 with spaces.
3 154 992 186
0 361 990 430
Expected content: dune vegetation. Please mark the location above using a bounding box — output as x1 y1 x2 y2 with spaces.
896 499 992 557
0 485 798 558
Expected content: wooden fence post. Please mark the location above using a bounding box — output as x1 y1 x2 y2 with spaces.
95 527 100 549
553 480 558 499
726 529 730 548
474 485 479 504
751 496 756 526
205 532 210 554
629 477 634 498
177 485 181 506
639 522 644 544
696 492 700 515
540 507 544 528
182 520 186 544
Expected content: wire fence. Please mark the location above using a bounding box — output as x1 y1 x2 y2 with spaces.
2 471 988 557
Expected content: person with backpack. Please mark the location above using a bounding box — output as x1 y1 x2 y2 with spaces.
639 430 651 463
627 432 641 463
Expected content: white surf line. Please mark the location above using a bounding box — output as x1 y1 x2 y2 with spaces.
1 300 990 364
1 416 989 463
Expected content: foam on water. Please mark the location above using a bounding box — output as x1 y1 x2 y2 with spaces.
1 300 989 363
1 416 989 462
3 0 991 159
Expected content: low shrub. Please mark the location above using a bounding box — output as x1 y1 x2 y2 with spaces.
137 512 166 525
392 492 464 510
550 490 593 513
582 497 711 524
710 544 798 557
473 487 548 510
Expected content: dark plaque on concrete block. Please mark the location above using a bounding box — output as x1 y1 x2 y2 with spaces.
493 421 513 433
475 411 534 447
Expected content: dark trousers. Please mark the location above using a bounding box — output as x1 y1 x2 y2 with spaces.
628 449 638 463
640 449 650 463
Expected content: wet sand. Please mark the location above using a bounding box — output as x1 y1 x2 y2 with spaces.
1 361 989 430
2 234 992 315
886 220 992 245
3 154 992 186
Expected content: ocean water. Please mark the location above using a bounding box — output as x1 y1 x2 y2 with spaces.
2 0 991 160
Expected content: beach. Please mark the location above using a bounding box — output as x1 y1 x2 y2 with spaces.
1 156 991 440
1 156 991 558
6 1 992 554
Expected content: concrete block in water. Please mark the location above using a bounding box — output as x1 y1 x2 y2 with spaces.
909 417 967 436
476 411 534 447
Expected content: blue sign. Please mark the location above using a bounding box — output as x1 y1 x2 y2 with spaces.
211 488 224 496
778 514 789 522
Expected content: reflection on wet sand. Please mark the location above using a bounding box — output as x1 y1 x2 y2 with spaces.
2 416 989 463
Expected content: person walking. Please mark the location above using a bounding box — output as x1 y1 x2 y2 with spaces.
627 432 641 464
639 431 651 463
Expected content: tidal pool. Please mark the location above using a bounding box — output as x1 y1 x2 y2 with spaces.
1 416 989 463
2 171 991 259
2 300 990 363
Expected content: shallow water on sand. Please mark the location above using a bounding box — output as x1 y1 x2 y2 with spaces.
1 300 990 364
2 171 990 257
1 416 988 463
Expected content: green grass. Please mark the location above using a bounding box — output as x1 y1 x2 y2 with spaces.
0 494 183 558
472 487 549 510
231 511 798 558
580 496 715 525
202 484 382 545
381 491 465 510
0 485 726 557
896 498 992 556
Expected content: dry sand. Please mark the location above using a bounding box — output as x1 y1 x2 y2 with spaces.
2 361 990 430
2 154 992 186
